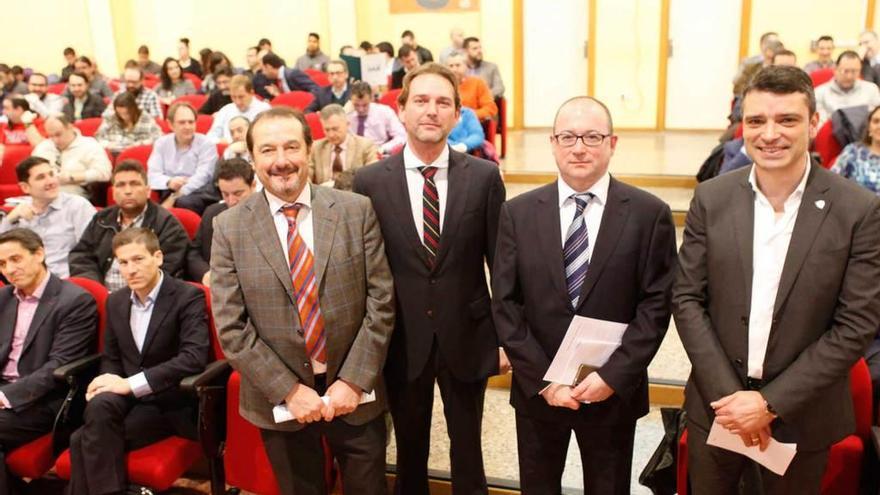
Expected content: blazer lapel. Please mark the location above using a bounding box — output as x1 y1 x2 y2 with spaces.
248 192 296 305
384 155 429 266
574 178 630 312
311 184 338 286
139 277 174 360
22 276 60 355
536 183 570 302
732 177 756 301
433 150 470 270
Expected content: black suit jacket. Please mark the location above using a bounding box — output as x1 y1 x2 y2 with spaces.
353 148 505 383
62 92 107 121
253 68 319 101
390 69 406 90
305 85 351 113
0 275 97 411
101 275 209 406
187 202 227 281
492 179 677 425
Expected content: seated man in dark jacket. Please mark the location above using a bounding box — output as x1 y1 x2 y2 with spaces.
252 52 318 101
198 68 233 116
186 158 255 286
67 227 210 495
61 72 106 122
0 228 97 494
68 160 189 291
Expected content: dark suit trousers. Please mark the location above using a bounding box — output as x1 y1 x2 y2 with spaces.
67 393 196 495
0 402 56 495
387 339 488 495
260 375 388 495
515 409 635 495
686 420 829 495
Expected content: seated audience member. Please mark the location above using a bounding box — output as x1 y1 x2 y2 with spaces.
62 72 107 121
305 59 352 113
69 160 188 290
95 92 163 153
32 116 112 198
0 157 96 277
816 50 880 125
148 103 219 214
832 104 880 192
439 28 465 64
310 104 377 189
244 46 261 78
23 73 64 118
187 158 256 285
60 47 77 83
222 116 251 162
207 75 270 143
200 52 232 94
463 37 506 98
772 49 798 67
103 67 162 118
391 45 421 90
376 41 397 79
198 68 233 115
734 31 778 80
0 65 26 96
400 29 433 63
804 35 836 74
0 228 97 492
177 37 203 77
256 38 287 66
1 96 45 146
295 32 330 71
156 58 197 106
253 52 319 101
67 227 209 495
71 56 113 99
199 49 214 77
136 45 161 75
447 107 484 153
339 45 355 57
859 30 880 84
359 41 374 54
446 52 497 120
347 81 406 155
10 67 24 86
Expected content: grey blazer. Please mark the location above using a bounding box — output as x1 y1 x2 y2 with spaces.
211 184 395 431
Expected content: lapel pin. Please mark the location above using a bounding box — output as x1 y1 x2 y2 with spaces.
815 200 825 210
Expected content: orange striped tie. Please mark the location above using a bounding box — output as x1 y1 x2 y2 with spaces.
282 204 326 363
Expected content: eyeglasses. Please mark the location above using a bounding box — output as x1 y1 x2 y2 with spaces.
552 132 612 148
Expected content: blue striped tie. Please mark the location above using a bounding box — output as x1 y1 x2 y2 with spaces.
563 193 594 307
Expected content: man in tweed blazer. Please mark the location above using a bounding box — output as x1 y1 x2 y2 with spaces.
211 107 395 494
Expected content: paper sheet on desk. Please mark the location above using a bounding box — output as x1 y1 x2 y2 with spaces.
707 420 797 476
543 316 627 385
272 391 376 424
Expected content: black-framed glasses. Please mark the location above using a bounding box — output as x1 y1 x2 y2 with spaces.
552 132 612 148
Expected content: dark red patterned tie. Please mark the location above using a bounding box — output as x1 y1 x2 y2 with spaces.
420 166 440 265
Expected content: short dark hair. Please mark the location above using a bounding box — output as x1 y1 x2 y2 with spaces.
258 38 272 48
5 97 30 112
309 33 320 41
28 72 47 84
179 37 190 47
262 52 284 69
398 45 414 59
376 42 395 58
350 81 372 99
16 156 51 183
138 45 150 55
837 50 862 66
75 55 94 68
112 227 160 255
69 71 89 84
246 106 312 153
112 159 148 184
743 65 816 115
213 67 234 80
401 30 414 39
63 47 76 56
216 157 255 185
0 228 44 256
399 62 461 110
359 41 373 51
463 37 480 49
817 35 834 44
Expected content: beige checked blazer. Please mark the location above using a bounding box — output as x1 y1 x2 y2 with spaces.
211 184 395 431
309 133 379 187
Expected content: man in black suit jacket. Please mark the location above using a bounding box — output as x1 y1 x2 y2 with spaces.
305 60 352 113
492 97 676 494
67 228 210 495
187 158 256 285
390 45 422 90
353 63 505 495
0 228 96 495
253 52 319 101
62 72 106 122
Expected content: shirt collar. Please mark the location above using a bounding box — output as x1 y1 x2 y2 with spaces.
264 184 312 214
748 154 811 208
131 271 164 308
403 144 450 170
557 172 611 208
118 205 147 227
14 271 50 301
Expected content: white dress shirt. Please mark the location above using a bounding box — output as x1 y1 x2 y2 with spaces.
126 272 164 398
404 145 450 243
557 173 610 261
264 186 325 374
747 158 810 379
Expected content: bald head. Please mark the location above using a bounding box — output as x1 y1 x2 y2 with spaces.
553 97 613 135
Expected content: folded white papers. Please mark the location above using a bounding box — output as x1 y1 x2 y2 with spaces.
273 390 376 424
707 420 797 476
543 316 627 386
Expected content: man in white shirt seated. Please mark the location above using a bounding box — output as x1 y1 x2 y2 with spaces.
147 102 219 215
815 50 880 126
206 75 270 144
22 73 64 119
0 156 96 278
31 115 112 199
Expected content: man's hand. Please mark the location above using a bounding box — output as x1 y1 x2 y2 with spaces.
571 371 614 403
167 177 188 191
160 193 178 209
284 383 325 424
86 373 131 401
201 271 212 287
737 425 773 451
540 383 581 410
7 203 36 223
323 379 362 421
711 390 775 436
265 85 281 97
227 141 247 155
498 348 512 375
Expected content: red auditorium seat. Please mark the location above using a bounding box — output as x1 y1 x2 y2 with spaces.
106 145 159 206
168 207 201 240
47 83 67 95
811 68 835 88
304 68 331 87
305 112 325 140
677 359 874 495
814 120 842 168
379 89 401 114
172 94 207 111
196 114 214 134
271 91 315 111
74 117 102 137
0 145 33 201
182 73 202 92
155 117 172 134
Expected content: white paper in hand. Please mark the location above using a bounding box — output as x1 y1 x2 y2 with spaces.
543 316 627 385
273 390 376 424
706 420 797 476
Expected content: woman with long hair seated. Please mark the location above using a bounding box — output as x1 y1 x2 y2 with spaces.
95 92 163 153
156 57 197 106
